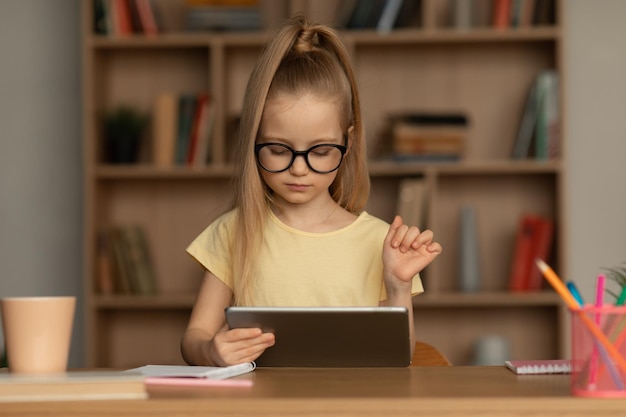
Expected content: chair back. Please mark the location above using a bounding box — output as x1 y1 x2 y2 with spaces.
411 341 451 366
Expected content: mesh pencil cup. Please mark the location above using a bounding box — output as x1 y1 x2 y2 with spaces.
570 305 626 397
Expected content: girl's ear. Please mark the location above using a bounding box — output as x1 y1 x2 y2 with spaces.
346 125 354 154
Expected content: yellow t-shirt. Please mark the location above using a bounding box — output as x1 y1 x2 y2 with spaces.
186 209 423 306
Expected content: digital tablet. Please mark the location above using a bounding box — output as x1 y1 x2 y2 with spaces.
225 306 411 367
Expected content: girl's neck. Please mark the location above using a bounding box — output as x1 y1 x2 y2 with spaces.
270 197 356 233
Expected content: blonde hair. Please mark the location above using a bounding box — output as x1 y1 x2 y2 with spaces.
230 15 369 305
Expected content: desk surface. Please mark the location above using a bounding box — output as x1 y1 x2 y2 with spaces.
2 366 625 417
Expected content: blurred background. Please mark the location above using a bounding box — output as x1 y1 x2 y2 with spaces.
0 0 625 368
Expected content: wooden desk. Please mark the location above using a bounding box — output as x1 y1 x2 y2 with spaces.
2 367 625 417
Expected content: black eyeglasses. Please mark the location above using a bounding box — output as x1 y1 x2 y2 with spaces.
255 141 347 174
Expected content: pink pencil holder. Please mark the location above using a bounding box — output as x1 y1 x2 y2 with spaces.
570 305 626 397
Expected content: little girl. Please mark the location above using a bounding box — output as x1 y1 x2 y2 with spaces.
181 15 442 366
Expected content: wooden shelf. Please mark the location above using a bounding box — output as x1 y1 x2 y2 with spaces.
88 27 560 49
93 294 197 309
414 291 562 308
92 291 561 311
94 159 561 180
82 0 566 368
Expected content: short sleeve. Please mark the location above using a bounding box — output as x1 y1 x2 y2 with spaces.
186 209 237 289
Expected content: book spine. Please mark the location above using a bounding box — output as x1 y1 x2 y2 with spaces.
174 95 197 165
152 92 178 167
453 0 473 30
377 0 404 34
534 70 558 160
508 215 537 292
511 78 538 159
492 0 511 29
525 217 554 291
135 0 159 35
186 93 209 165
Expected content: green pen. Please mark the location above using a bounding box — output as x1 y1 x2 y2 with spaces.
616 285 626 306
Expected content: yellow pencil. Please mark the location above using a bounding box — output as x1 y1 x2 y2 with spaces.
535 259 626 374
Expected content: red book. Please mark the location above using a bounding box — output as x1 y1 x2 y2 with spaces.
492 0 511 29
135 0 158 36
509 215 537 292
525 217 554 291
113 0 133 35
186 93 209 165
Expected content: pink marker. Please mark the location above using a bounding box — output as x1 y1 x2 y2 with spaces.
588 274 605 389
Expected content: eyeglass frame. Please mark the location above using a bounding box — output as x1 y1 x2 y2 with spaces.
254 135 348 174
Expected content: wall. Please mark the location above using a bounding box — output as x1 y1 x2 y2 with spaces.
0 0 82 367
0 1 624 367
564 0 626 300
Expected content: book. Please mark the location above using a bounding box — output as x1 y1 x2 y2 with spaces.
532 0 555 25
125 362 256 380
376 0 404 34
0 370 147 402
93 0 109 34
152 92 178 167
119 225 158 294
109 226 133 294
535 70 561 159
504 359 572 375
346 0 387 29
186 92 209 165
452 0 473 30
511 77 539 159
389 113 468 161
135 0 159 35
393 0 421 29
191 94 216 168
492 0 511 29
518 0 537 27
174 94 198 165
525 216 554 291
508 215 538 292
459 205 480 292
105 225 157 294
112 0 133 36
396 177 427 229
508 214 554 292
185 1 262 32
536 71 560 160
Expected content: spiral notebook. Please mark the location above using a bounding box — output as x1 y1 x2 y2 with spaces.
505 360 572 375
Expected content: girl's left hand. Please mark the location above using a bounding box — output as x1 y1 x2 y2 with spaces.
383 215 442 285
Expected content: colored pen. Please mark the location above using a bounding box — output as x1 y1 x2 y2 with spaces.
588 274 606 388
566 281 585 306
616 285 626 306
535 259 626 375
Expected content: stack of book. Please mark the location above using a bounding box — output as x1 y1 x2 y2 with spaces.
97 225 158 295
388 113 468 162
152 92 216 168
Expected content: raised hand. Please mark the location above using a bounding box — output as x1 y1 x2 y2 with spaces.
382 215 442 285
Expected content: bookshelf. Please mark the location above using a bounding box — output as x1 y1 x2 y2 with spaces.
82 0 566 367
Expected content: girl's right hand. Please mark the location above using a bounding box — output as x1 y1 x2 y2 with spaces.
209 326 275 366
